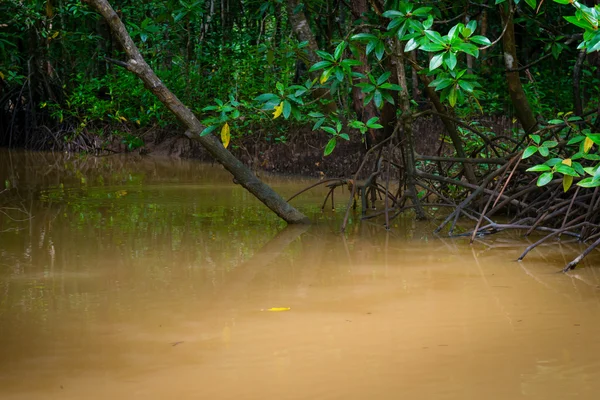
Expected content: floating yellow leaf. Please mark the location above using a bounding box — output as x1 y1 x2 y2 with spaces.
562 158 572 166
563 175 573 192
221 122 230 148
272 102 284 119
584 136 594 153
264 307 291 312
51 31 59 39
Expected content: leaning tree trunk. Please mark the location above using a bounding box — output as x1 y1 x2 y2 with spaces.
83 0 309 224
500 4 537 134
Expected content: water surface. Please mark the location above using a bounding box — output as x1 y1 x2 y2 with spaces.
1 150 600 400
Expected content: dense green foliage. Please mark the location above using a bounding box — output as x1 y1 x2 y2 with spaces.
1 0 600 189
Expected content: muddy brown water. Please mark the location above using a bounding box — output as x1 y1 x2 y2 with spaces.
1 150 600 400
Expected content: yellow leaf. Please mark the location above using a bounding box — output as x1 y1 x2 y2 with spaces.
563 175 573 192
265 307 291 312
272 102 283 119
52 31 59 39
320 69 332 84
119 116 127 122
221 122 230 148
562 158 572 166
0 71 4 79
584 136 594 153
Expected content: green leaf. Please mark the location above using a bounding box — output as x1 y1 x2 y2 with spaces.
430 77 453 90
537 172 554 187
315 50 334 62
544 158 563 167
424 30 445 45
313 118 325 131
454 42 479 57
388 83 406 92
538 146 550 157
308 112 325 118
254 93 280 102
377 71 391 86
420 42 445 52
309 61 333 72
366 117 380 128
322 126 337 135
522 146 538 159
412 7 432 17
351 33 378 41
469 35 491 46
341 59 362 67
429 53 444 71
366 39 377 55
382 10 404 19
555 164 578 176
458 80 474 92
375 41 385 60
405 38 419 52
282 101 291 119
448 87 458 107
339 133 350 141
444 52 457 70
541 140 558 148
567 135 585 145
530 134 541 144
200 125 218 136
374 90 383 108
526 165 552 172
577 177 600 188
324 137 337 156
564 15 595 30
524 0 537 10
334 41 347 60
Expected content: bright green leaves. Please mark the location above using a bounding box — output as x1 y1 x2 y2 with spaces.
381 4 490 108
522 134 558 159
382 3 432 41
254 81 307 121
200 95 241 143
349 117 383 135
524 127 600 190
429 69 481 107
555 0 600 53
355 72 402 109
309 41 363 86
319 119 351 156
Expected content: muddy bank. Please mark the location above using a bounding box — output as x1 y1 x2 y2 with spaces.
143 115 512 177
3 114 513 178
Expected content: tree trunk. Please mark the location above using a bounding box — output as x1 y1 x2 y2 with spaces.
573 50 586 116
420 74 478 184
84 0 309 225
285 0 336 112
500 4 537 134
396 41 426 220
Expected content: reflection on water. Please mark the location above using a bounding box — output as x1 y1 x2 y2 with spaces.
1 150 600 400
